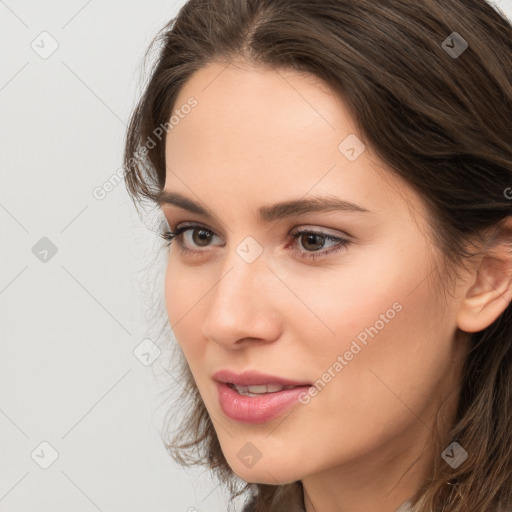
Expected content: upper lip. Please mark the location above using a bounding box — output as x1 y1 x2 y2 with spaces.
213 369 312 387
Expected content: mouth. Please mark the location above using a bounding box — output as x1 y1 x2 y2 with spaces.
212 369 313 423
215 378 313 423
213 368 311 388
225 382 305 396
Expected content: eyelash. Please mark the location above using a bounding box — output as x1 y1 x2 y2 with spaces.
158 222 351 261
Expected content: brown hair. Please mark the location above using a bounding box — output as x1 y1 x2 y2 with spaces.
123 1 512 510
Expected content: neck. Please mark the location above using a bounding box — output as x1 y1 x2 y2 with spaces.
302 436 426 512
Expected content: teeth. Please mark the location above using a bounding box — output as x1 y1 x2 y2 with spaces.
231 383 298 396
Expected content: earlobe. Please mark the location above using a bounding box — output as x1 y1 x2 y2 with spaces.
456 220 512 333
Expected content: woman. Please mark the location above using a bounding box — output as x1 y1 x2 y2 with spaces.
123 1 512 510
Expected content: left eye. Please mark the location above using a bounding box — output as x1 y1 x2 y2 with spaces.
159 223 351 260
288 229 350 260
293 231 345 253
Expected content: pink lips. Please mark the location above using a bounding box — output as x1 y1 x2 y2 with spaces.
213 369 312 387
213 369 312 424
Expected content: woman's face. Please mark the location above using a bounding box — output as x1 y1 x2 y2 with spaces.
161 61 468 485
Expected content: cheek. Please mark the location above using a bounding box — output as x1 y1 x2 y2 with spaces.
310 240 440 360
327 294 451 428
295 245 454 423
164 262 182 329
282 248 414 362
164 261 201 356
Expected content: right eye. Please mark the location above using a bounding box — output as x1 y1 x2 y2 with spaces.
159 223 224 254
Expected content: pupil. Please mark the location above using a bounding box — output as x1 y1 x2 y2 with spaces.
303 233 324 251
193 229 211 246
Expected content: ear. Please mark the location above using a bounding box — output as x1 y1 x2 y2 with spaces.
456 217 512 333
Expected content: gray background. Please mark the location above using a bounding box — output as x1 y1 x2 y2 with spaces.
1 1 511 511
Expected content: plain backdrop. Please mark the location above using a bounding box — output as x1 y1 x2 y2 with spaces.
1 1 511 511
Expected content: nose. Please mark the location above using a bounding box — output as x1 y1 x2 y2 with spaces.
200 250 282 349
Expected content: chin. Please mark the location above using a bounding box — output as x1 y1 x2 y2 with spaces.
229 461 304 485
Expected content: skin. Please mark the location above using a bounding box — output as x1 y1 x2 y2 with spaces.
160 60 512 512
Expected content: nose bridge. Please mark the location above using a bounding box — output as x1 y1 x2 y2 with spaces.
209 245 265 319
224 230 273 295
201 243 281 345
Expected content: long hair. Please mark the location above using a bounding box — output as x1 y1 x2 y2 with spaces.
123 1 512 510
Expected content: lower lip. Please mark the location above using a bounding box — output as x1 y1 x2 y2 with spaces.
215 381 311 424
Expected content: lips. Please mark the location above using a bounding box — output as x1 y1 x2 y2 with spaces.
213 369 312 387
216 382 312 423
213 370 313 423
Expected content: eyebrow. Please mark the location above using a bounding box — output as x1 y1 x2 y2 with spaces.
155 190 372 222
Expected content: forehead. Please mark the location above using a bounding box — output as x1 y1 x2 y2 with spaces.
163 61 423 224
166 61 352 155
